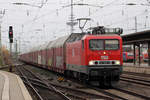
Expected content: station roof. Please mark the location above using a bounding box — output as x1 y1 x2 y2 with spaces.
121 30 150 45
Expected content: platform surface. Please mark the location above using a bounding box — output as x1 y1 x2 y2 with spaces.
123 63 150 74
0 71 32 100
123 63 150 67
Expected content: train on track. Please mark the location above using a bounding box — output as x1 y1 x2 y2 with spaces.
19 26 123 86
123 52 134 62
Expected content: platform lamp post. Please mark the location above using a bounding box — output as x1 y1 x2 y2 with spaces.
8 26 13 72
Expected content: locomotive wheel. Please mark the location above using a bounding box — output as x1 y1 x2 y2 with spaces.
99 79 105 87
79 73 88 84
99 76 111 87
73 71 79 78
65 70 73 78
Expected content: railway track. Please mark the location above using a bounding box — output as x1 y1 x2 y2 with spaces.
123 71 150 78
91 85 150 100
16 64 150 100
0 66 9 70
120 76 150 87
16 65 113 100
121 73 150 86
91 87 128 100
16 66 71 100
113 87 150 100
16 66 44 100
0 64 24 70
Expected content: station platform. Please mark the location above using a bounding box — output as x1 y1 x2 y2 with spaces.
0 71 32 100
123 63 149 67
123 63 150 74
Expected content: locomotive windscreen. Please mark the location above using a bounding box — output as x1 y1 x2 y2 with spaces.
89 39 104 50
89 39 119 50
105 40 119 50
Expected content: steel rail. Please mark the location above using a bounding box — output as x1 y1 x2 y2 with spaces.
0 66 9 70
114 87 150 100
49 82 113 100
91 87 128 100
0 64 25 70
121 75 150 83
120 77 150 86
22 66 72 100
22 76 113 100
16 66 44 100
22 65 114 100
123 71 150 77
23 80 88 100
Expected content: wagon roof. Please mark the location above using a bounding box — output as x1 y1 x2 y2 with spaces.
30 46 40 52
47 35 70 49
23 33 86 53
39 42 49 50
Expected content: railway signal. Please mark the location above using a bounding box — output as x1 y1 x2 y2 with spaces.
8 26 13 72
9 26 13 43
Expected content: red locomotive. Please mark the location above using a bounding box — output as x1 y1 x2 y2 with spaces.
19 26 123 86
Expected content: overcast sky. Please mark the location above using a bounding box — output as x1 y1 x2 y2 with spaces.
0 0 150 52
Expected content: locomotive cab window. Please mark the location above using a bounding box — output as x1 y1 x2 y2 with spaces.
105 40 119 50
89 39 119 50
89 39 104 50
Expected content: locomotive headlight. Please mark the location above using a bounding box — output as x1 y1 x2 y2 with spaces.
115 61 120 65
89 61 94 65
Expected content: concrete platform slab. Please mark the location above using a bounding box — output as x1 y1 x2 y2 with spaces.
123 63 150 67
123 63 150 74
0 71 32 100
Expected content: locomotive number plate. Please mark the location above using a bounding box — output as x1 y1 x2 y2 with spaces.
101 56 108 59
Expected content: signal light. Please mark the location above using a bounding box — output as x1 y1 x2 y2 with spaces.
9 26 13 43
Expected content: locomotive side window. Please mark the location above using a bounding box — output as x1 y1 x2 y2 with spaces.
105 40 119 50
89 39 104 50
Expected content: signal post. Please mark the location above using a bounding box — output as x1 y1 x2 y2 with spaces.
9 26 13 72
